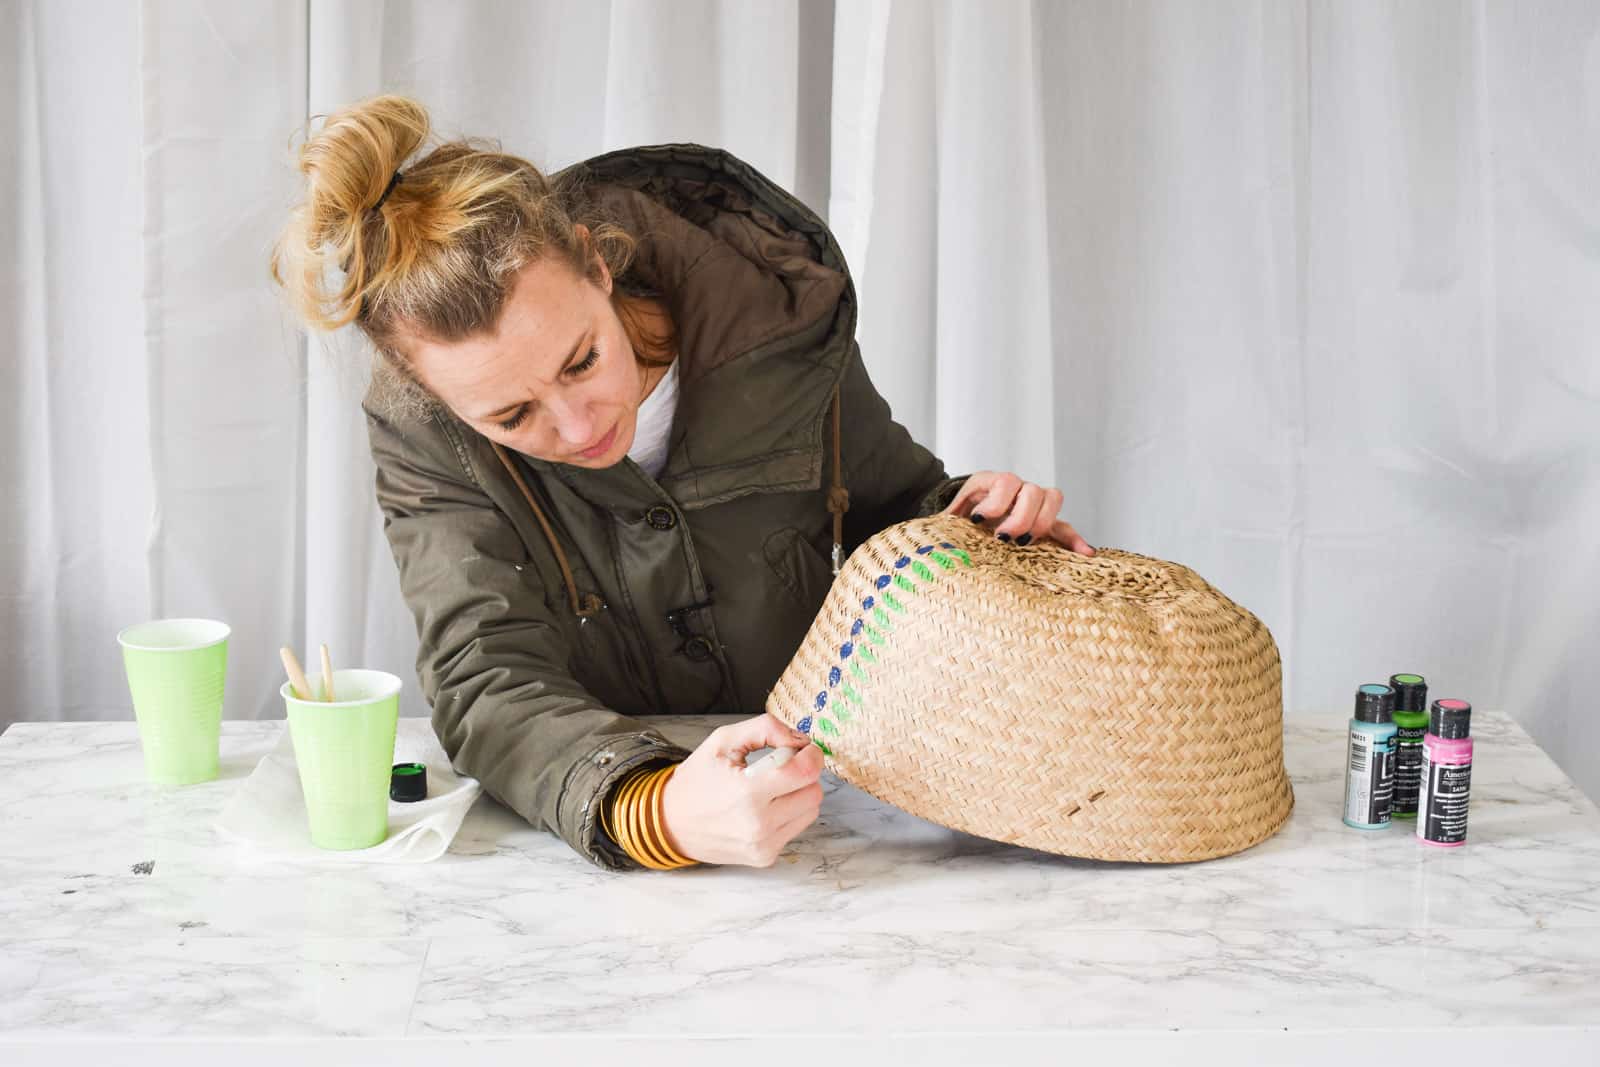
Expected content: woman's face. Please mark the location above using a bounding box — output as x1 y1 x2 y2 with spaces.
406 232 649 468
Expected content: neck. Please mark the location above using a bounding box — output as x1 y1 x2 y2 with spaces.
639 356 673 401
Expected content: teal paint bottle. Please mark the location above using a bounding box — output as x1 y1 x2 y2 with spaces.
1388 673 1429 818
1343 684 1398 830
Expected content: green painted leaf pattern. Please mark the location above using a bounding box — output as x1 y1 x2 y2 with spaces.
804 541 970 759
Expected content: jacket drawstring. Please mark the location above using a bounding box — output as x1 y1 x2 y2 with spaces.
492 442 603 620
490 386 848 618
826 382 850 575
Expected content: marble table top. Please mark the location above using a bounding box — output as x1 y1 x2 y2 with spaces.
2 709 1597 1065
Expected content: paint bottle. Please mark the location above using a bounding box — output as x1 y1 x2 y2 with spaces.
1388 673 1429 819
1343 684 1398 830
1416 699 1473 847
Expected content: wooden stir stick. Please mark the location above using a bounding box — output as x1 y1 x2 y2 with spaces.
319 643 336 703
279 646 312 701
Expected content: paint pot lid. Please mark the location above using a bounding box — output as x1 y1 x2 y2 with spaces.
1354 684 1395 723
390 762 428 803
1388 673 1428 711
1429 699 1472 740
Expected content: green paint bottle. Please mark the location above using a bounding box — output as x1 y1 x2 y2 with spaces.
1389 673 1429 819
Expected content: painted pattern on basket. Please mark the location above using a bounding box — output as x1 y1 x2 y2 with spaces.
766 513 1294 864
794 541 973 755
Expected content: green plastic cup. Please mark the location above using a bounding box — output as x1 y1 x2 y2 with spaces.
281 668 401 850
117 618 230 785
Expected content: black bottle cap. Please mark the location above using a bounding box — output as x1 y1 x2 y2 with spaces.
1388 673 1428 712
1354 684 1395 723
391 761 428 802
1429 699 1472 740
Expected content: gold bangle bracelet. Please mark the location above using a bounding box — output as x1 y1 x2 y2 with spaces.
602 766 648 845
607 768 658 868
650 764 697 867
642 765 692 868
606 762 697 871
617 767 670 870
626 766 674 869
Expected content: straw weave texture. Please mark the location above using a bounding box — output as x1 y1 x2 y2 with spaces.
766 514 1294 862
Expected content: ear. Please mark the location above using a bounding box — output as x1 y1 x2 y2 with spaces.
572 223 612 294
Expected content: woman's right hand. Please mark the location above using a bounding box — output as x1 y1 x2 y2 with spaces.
659 713 825 867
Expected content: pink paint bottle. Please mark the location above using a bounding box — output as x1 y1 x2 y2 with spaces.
1416 699 1473 847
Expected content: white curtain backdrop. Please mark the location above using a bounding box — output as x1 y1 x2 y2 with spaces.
5 1 1597 802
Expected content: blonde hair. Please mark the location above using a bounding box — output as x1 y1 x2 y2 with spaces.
268 93 675 421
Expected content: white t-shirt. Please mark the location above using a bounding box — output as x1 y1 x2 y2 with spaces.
626 357 679 478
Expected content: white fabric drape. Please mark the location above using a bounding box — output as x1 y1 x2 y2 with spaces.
5 1 1597 801
838 0 1600 801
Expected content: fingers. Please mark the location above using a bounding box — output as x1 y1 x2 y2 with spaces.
943 473 994 518
964 472 1022 525
1050 518 1096 556
755 785 824 865
1028 488 1064 544
767 780 824 827
710 713 809 763
746 739 824 800
991 483 1045 542
946 469 1096 556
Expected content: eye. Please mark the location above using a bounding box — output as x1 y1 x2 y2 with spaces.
495 347 599 432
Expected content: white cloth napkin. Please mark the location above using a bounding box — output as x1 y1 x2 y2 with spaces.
213 717 482 865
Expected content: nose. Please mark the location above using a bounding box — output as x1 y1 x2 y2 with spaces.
546 398 597 449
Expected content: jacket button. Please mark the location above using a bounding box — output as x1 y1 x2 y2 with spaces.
682 636 715 662
645 505 677 530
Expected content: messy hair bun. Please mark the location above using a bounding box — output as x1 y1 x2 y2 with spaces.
269 93 673 419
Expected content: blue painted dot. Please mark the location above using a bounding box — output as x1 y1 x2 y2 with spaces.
828 667 841 686
875 575 891 589
797 717 812 734
939 542 954 550
916 545 935 555
815 692 827 709
850 619 863 636
862 596 875 611
840 642 853 659
895 556 910 568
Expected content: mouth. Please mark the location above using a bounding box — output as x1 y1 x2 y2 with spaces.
574 423 618 460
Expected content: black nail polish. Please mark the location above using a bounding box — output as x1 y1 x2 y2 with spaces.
997 532 1011 543
970 513 985 524
1016 534 1032 546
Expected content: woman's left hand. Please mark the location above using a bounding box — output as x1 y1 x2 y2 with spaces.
942 471 1096 556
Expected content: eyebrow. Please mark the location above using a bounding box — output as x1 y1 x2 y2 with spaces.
477 332 588 420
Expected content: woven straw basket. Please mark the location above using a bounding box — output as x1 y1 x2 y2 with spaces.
766 514 1295 862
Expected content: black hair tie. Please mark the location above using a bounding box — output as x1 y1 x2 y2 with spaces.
370 169 403 214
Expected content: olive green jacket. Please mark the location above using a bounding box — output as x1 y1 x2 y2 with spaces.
364 144 965 870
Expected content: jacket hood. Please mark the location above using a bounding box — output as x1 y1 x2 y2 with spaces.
534 143 854 511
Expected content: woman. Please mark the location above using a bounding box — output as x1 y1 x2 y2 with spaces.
270 94 1095 872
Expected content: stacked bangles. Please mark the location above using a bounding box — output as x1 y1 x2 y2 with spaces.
602 762 699 870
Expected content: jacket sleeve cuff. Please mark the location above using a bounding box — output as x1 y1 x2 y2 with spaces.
916 474 970 518
556 732 693 871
